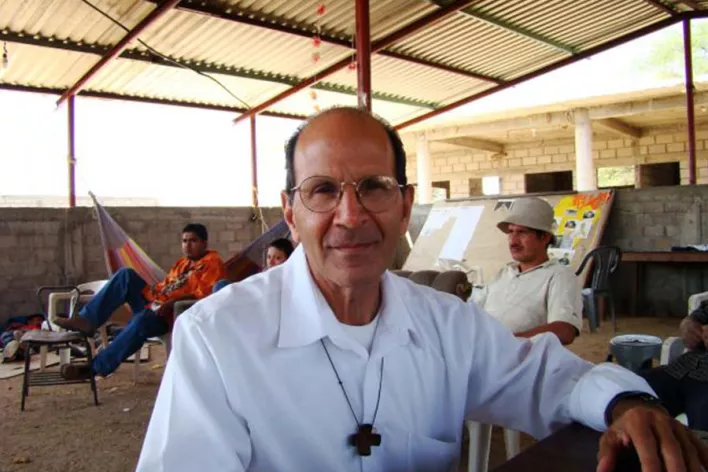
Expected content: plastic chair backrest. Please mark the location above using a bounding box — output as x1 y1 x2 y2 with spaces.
575 246 621 291
77 280 108 295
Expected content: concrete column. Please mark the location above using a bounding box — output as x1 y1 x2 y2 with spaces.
574 108 597 191
416 136 433 204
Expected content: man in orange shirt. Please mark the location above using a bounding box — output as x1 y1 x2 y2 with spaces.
56 223 225 380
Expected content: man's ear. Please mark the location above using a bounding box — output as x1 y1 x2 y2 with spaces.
398 185 415 237
281 191 300 243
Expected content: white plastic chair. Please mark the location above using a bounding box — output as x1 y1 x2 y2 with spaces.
42 280 170 383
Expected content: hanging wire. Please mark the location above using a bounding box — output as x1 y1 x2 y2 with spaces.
2 42 8 69
79 0 251 109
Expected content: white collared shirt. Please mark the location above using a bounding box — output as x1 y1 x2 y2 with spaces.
137 246 653 472
470 259 583 334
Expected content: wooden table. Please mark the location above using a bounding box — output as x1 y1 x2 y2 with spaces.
621 251 708 316
492 423 638 472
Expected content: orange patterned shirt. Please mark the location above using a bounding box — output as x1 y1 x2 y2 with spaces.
142 250 226 305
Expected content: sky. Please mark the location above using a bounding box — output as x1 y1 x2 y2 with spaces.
0 21 703 207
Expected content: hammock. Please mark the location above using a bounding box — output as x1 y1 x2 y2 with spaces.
89 193 291 285
90 192 166 286
223 219 291 282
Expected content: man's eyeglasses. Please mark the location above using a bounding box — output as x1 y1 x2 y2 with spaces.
289 175 405 214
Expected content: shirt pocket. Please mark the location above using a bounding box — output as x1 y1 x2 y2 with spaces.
406 432 458 472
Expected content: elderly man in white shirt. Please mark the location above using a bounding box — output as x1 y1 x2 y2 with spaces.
137 107 708 472
470 197 582 345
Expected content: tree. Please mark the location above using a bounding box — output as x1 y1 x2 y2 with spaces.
633 20 708 79
597 166 635 188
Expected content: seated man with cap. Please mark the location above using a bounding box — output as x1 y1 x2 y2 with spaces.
469 197 582 345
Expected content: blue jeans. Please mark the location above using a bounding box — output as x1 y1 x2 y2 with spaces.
80 268 168 377
212 279 230 293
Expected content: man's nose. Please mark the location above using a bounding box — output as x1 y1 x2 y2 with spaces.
333 185 368 228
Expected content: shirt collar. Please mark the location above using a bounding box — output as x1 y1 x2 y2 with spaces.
277 245 419 352
507 258 557 275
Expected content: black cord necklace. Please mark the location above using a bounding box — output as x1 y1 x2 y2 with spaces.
321 339 384 456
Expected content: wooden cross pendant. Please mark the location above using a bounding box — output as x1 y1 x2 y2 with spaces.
349 424 382 456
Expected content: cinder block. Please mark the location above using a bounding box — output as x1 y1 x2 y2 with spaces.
453 163 466 172
648 144 667 154
465 162 480 171
616 148 634 158
529 148 543 157
643 202 665 213
0 236 17 249
440 165 452 173
543 146 559 154
538 156 552 164
608 140 624 149
522 157 537 166
552 154 568 163
447 156 460 165
600 149 616 159
655 134 673 144
638 136 655 146
644 225 665 237
508 158 522 167
667 142 685 153
559 145 574 154
593 141 608 151
513 149 529 158
666 226 681 238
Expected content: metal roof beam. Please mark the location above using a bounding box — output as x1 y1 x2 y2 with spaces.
0 83 306 120
429 0 577 54
642 0 680 15
395 14 690 130
155 0 502 84
57 0 182 106
0 31 437 109
232 0 480 124
678 1 702 10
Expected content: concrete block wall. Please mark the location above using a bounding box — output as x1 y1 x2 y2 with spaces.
4 185 708 321
403 185 708 317
0 206 282 324
405 124 708 199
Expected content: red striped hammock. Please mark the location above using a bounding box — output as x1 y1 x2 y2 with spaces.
89 193 290 284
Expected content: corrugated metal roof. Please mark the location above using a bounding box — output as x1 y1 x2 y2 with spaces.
0 0 700 126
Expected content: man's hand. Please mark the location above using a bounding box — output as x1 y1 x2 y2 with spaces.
701 326 708 349
680 317 703 351
597 402 708 472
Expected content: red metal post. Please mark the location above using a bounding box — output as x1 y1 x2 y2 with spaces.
233 0 479 123
250 115 259 208
67 96 76 208
684 18 697 185
57 0 181 106
355 0 371 111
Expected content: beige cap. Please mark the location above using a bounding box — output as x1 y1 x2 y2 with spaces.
497 197 555 234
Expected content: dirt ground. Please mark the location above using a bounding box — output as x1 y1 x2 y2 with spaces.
0 317 680 472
